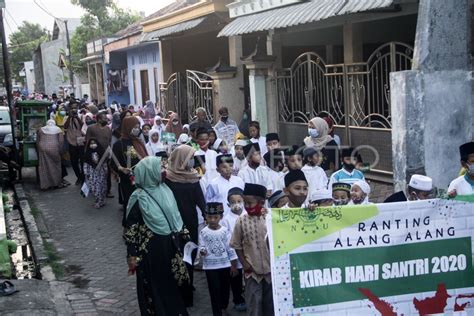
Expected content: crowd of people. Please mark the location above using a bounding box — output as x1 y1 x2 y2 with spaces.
25 92 474 315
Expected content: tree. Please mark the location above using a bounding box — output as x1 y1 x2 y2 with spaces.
70 0 140 74
5 22 48 82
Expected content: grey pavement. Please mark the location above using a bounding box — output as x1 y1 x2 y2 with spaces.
22 167 241 315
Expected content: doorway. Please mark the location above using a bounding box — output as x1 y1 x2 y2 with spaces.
140 70 150 106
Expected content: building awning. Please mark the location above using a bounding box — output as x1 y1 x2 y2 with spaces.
141 16 207 42
80 54 102 63
218 0 394 37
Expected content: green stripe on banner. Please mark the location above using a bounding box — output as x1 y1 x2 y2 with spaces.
454 195 474 203
272 205 379 257
290 237 474 307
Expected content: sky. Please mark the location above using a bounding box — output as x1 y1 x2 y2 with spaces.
4 0 176 44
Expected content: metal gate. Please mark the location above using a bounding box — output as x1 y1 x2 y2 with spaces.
159 70 214 124
276 42 414 175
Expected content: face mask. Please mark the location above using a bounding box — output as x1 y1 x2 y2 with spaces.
230 202 244 214
59 111 66 116
221 116 228 122
187 158 195 169
334 198 348 206
100 120 107 126
197 140 208 148
467 163 474 176
308 128 319 138
86 120 95 126
172 120 179 126
246 203 263 216
131 128 141 137
343 163 355 172
90 144 98 150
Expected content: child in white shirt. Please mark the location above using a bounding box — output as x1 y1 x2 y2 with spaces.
199 202 238 316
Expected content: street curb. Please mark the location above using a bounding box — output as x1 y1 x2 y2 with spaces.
14 183 55 281
0 188 6 240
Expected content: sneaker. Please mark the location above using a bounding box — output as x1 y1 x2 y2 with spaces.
234 303 247 312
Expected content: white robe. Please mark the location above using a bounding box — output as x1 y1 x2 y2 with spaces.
206 175 245 216
238 164 273 192
448 175 474 196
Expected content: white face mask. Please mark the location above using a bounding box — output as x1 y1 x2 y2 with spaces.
230 202 244 214
172 121 179 126
131 128 141 137
90 144 98 150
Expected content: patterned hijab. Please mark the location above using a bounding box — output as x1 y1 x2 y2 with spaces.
126 157 183 235
166 145 200 184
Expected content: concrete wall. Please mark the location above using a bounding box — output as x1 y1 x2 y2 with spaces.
24 61 35 94
33 49 44 93
127 43 161 107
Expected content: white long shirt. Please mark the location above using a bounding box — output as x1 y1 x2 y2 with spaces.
448 175 474 196
221 211 246 269
251 136 268 156
238 164 273 192
195 148 219 183
206 175 245 216
232 157 248 176
199 226 238 270
267 167 285 192
302 164 329 195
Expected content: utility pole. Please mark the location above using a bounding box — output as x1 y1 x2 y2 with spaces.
0 7 19 167
64 19 75 95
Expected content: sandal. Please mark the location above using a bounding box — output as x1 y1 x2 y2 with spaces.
0 281 19 296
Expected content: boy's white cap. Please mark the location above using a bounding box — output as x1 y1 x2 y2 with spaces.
409 174 433 192
310 188 333 201
235 140 248 147
353 180 371 195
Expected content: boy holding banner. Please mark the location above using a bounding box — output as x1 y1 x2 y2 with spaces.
230 183 274 316
448 141 474 196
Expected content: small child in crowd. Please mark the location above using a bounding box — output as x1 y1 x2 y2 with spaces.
330 147 365 186
199 202 238 316
309 188 334 207
332 182 351 205
350 180 371 205
231 183 274 316
283 170 309 208
302 146 328 196
83 138 108 208
285 145 303 172
220 187 247 312
268 190 289 208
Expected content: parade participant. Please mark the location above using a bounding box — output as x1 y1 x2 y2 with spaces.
329 147 365 186
53 105 68 130
64 106 84 185
309 188 334 207
165 112 183 140
332 182 351 206
349 180 371 205
195 128 219 182
238 143 273 196
268 190 289 208
265 133 280 152
178 124 190 144
192 107 213 131
165 145 206 307
37 120 64 190
208 128 219 149
448 141 474 196
231 183 274 316
232 139 248 175
151 115 166 135
301 147 328 196
220 187 247 312
125 157 189 316
263 149 285 192
285 145 303 171
384 174 434 203
111 116 148 226
186 122 200 151
199 202 238 316
83 139 108 209
146 129 165 156
249 121 267 156
304 117 338 175
81 112 95 135
141 123 151 143
214 107 240 148
206 155 244 216
283 170 309 208
143 100 156 122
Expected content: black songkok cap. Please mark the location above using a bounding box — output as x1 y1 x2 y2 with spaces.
266 133 280 142
243 142 260 156
205 202 224 215
303 146 318 159
284 170 307 187
243 183 267 199
216 154 233 166
460 142 474 158
332 182 351 193
227 187 244 199
341 147 355 159
155 151 168 158
285 145 303 157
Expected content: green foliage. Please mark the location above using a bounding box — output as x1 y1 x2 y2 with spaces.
43 239 64 278
70 0 140 74
4 22 49 83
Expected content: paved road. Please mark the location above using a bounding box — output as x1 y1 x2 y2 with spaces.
22 167 239 315
22 167 393 315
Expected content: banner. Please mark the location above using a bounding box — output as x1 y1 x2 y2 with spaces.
267 197 474 315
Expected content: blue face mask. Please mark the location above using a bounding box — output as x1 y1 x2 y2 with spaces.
308 128 319 138
467 163 474 175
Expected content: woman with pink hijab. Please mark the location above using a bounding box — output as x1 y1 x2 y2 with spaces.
165 112 183 139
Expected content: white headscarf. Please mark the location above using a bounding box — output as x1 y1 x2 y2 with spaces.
41 119 62 135
152 115 165 131
304 117 334 151
351 180 371 205
146 129 165 156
